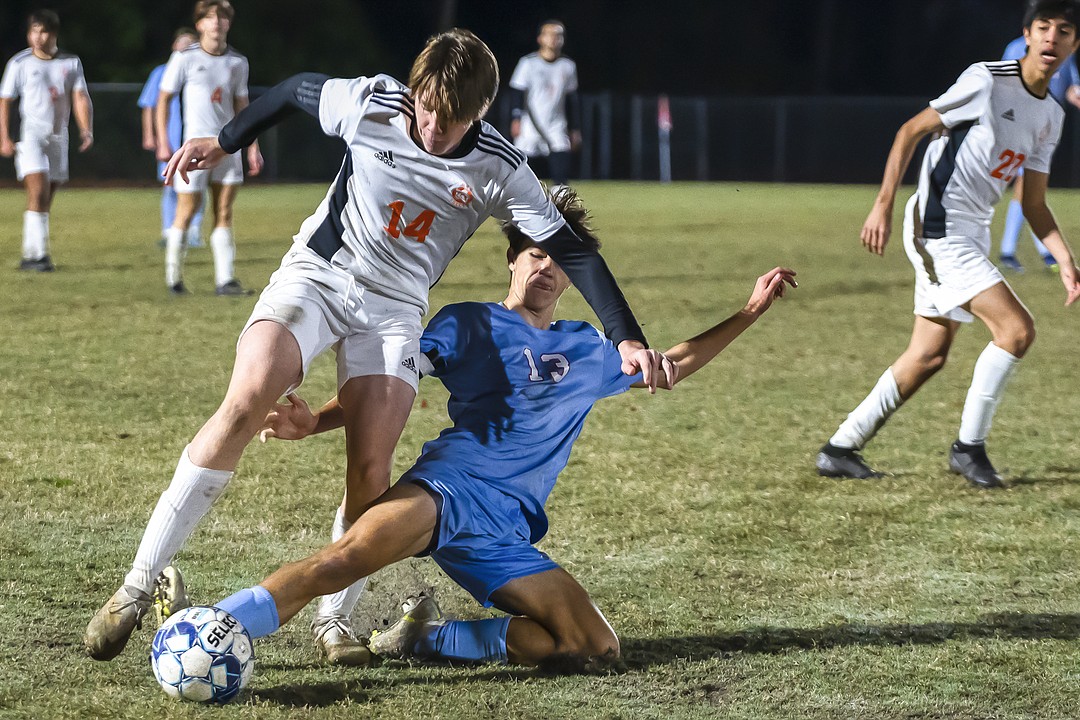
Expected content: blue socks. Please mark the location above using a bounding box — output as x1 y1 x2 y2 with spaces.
1001 200 1023 257
216 585 280 639
416 617 511 664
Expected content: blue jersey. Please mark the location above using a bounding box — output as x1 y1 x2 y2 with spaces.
403 302 635 543
138 64 183 154
1002 36 1080 106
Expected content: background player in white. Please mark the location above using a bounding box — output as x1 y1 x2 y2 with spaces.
997 32 1080 272
156 0 263 295
509 20 581 186
0 9 92 272
206 186 795 675
816 0 1080 488
139 28 205 249
85 28 668 667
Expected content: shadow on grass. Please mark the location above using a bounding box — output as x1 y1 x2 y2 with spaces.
622 612 1080 667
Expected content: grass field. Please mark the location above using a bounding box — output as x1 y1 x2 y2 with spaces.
1 182 1079 719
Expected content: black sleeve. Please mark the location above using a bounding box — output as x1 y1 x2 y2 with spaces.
542 224 647 348
508 87 525 120
218 72 330 154
566 90 581 133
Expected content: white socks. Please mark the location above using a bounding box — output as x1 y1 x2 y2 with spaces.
829 368 903 450
210 227 235 287
165 227 186 287
23 211 48 260
124 447 233 593
958 342 1021 445
314 507 369 622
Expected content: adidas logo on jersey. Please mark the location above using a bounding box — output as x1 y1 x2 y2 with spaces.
400 356 417 373
1002 108 1016 121
374 150 396 168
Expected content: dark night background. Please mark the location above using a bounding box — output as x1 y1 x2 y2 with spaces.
0 0 1036 97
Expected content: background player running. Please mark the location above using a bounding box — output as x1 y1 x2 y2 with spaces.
816 0 1080 488
211 186 796 674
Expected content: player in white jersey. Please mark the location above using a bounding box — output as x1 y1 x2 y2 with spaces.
85 28 670 667
156 0 263 296
816 0 1080 489
509 20 581 185
0 10 92 272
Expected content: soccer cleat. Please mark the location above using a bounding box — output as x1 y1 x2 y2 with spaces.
368 594 443 660
152 566 192 625
1043 255 1060 272
949 441 1005 489
18 256 54 272
84 585 152 660
169 282 189 295
998 255 1024 273
215 279 254 296
815 443 884 479
311 614 373 666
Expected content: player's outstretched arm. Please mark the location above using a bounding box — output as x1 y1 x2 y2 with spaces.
632 267 797 390
259 394 345 442
217 72 329 155
1021 170 1080 306
861 106 944 256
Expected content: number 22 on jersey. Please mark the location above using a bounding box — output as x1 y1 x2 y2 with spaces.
990 149 1025 182
384 201 436 243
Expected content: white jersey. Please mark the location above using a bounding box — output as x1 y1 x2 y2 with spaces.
293 74 565 313
509 53 578 155
160 43 249 141
0 49 87 136
914 60 1063 239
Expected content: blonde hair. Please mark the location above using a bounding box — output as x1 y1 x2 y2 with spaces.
409 29 499 125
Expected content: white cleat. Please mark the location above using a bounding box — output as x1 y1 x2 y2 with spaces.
152 565 192 624
312 614 373 666
368 594 443 660
84 585 152 660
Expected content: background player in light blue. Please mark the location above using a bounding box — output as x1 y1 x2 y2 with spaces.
997 33 1080 271
210 186 796 673
138 29 205 249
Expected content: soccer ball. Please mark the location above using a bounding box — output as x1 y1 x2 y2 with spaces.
150 606 254 704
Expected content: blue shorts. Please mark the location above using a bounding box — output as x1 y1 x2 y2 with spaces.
403 474 560 607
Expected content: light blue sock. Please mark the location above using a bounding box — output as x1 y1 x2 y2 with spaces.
161 185 178 234
1001 200 1024 257
215 585 280 639
416 617 511 664
1031 233 1053 261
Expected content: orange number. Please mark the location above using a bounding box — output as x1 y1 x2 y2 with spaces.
990 149 1025 182
210 87 223 104
384 201 436 243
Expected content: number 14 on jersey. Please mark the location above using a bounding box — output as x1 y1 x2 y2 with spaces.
384 201 435 243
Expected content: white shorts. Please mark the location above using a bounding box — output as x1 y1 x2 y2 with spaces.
15 131 68 182
902 195 1005 323
239 246 423 392
173 151 243 193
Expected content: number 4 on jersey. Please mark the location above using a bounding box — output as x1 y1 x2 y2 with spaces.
384 201 436 243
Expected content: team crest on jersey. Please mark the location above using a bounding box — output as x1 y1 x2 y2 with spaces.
449 184 474 208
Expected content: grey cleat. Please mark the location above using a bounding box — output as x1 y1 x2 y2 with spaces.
152 566 192 625
368 594 443 660
815 442 884 479
18 255 54 272
949 441 1005 489
84 585 152 660
312 614 374 666
215 279 254 296
169 281 189 295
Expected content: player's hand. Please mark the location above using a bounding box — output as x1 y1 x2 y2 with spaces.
1061 263 1080 306
164 136 227 185
0 137 13 158
259 393 318 442
860 202 892 256
78 130 93 153
744 267 797 318
570 130 582 152
510 118 521 139
619 340 678 393
247 146 264 177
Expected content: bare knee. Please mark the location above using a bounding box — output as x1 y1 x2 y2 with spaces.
996 318 1035 357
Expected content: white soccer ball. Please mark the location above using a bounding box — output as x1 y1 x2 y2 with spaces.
150 606 254 704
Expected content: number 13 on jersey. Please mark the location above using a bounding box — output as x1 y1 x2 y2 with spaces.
384 201 436 243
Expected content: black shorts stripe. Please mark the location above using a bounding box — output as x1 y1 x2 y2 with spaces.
923 121 975 239
307 154 353 261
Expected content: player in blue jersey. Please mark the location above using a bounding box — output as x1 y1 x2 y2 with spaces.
997 33 1080 272
138 28 205 248
209 186 796 673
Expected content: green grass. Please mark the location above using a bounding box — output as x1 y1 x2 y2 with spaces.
1 182 1079 719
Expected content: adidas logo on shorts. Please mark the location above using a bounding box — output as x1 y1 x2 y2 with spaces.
374 150 396 168
400 356 416 373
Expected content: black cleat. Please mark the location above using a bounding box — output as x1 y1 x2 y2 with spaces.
18 255 54 272
215 279 254 296
169 281 189 295
949 441 1005 489
816 442 883 479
